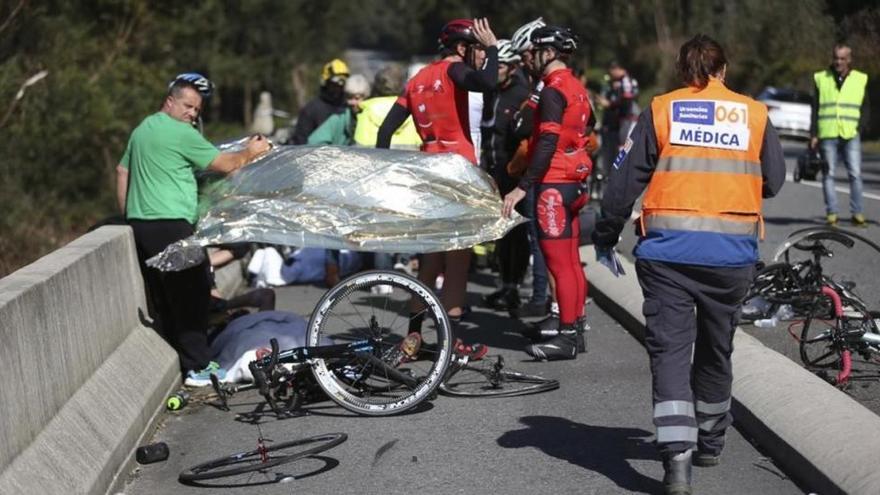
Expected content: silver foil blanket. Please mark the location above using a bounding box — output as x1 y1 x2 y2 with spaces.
148 143 525 271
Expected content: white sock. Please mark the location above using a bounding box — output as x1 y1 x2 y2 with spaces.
550 301 560 314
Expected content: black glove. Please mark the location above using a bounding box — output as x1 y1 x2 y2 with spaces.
592 215 626 249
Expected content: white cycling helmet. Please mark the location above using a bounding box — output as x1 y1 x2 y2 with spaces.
169 72 214 99
497 39 521 64
510 17 546 53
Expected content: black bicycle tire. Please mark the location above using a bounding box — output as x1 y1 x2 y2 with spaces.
179 433 347 482
798 315 841 369
306 269 452 416
773 227 880 263
439 363 560 398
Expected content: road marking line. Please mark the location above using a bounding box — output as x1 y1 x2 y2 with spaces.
786 172 880 201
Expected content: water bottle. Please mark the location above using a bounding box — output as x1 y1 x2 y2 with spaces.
754 317 778 328
166 390 191 411
862 331 880 346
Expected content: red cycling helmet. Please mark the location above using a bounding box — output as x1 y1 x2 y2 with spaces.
439 19 478 49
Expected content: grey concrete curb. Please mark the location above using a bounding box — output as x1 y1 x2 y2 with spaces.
0 226 179 495
581 246 880 495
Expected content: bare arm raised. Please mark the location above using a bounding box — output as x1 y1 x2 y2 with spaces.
207 134 271 174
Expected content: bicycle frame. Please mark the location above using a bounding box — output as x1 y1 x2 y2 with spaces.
819 285 852 386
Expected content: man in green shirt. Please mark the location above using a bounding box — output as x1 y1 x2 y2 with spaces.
116 76 269 385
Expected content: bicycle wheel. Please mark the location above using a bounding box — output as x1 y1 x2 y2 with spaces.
179 432 347 483
798 315 842 369
306 270 452 416
439 357 559 398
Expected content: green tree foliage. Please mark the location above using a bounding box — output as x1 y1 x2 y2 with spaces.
0 0 876 276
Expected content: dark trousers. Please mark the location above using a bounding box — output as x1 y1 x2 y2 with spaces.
493 172 533 286
636 259 754 456
129 219 213 373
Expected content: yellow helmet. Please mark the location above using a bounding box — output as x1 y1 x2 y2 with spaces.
321 59 350 85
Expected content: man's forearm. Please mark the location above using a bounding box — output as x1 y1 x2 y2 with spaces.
115 165 128 214
208 148 256 174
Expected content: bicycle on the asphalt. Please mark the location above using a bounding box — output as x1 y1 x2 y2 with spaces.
738 227 880 386
791 283 880 387
179 422 347 485
439 353 559 398
211 269 454 418
741 227 880 322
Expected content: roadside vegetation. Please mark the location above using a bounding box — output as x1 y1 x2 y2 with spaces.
1 0 877 277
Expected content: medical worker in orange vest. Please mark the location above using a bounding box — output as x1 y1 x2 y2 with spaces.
593 34 786 494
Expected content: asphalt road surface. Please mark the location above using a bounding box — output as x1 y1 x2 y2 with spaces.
121 274 801 495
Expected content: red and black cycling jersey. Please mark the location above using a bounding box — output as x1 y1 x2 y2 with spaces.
518 68 594 189
377 47 498 164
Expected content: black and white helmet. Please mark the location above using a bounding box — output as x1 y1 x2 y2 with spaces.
510 17 545 53
497 39 521 64
168 72 214 99
530 25 578 54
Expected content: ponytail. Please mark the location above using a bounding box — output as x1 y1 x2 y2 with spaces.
676 34 727 89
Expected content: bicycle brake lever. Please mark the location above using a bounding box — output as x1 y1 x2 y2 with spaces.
249 361 270 396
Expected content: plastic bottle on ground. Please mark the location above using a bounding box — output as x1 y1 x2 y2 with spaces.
753 317 778 328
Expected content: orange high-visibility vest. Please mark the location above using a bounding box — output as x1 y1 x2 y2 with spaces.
638 77 767 266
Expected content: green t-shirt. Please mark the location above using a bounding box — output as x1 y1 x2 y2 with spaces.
120 112 220 223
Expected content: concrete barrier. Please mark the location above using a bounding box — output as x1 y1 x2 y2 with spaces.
0 226 179 494
583 246 880 494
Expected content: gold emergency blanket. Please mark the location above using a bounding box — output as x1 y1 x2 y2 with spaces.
148 143 524 271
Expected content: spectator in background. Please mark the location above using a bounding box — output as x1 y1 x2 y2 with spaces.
287 58 350 145
353 64 421 149
306 73 378 288
598 61 640 173
116 74 270 386
810 42 871 227
508 17 554 324
307 74 371 145
480 39 532 317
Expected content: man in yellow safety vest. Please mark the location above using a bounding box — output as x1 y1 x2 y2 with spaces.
810 42 870 227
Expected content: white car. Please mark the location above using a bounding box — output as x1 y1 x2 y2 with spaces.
758 87 812 140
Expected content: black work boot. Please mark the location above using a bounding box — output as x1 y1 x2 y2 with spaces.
662 450 693 495
521 312 560 341
524 324 578 360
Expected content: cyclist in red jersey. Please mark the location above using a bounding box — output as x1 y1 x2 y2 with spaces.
501 26 592 360
377 18 498 347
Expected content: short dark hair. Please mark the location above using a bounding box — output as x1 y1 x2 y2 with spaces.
167 79 203 101
676 34 727 89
